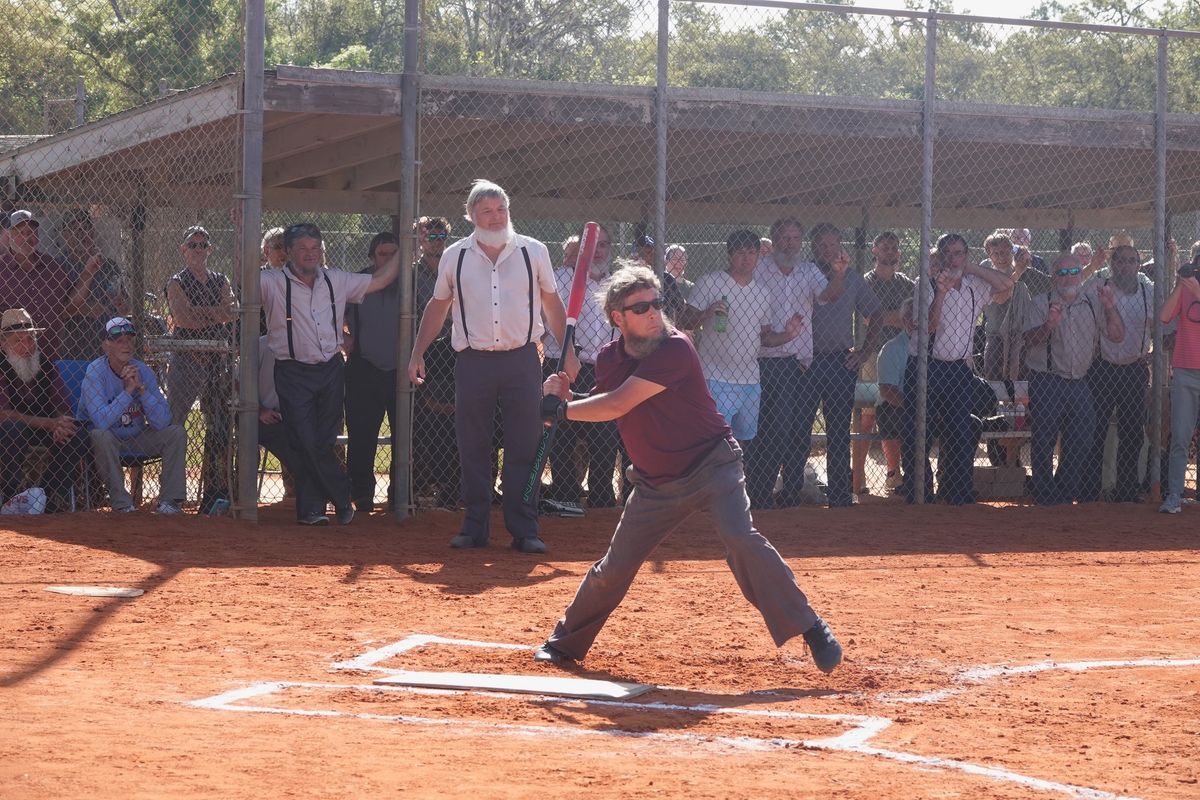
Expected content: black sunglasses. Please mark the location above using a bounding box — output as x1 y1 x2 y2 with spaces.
425 232 448 240
622 297 666 315
186 241 211 250
1055 267 1082 277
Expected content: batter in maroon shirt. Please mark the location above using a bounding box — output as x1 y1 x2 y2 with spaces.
532 264 843 674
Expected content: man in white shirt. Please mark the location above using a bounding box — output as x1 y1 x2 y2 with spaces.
900 233 1013 505
684 229 805 448
260 222 400 526
744 217 839 508
409 180 578 553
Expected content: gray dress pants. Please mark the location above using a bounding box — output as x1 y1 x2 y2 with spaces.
546 438 820 660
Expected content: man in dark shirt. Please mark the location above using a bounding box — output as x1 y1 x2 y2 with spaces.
532 263 842 674
0 210 75 360
164 225 238 513
0 308 88 512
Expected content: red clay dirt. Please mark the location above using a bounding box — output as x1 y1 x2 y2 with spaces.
2 498 1198 799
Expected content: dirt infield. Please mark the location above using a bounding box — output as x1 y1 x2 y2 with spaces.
3 498 1198 799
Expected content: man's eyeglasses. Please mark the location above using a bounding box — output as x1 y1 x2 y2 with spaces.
106 324 136 339
622 297 666 315
425 232 448 241
1112 256 1139 265
186 241 211 250
1055 267 1082 277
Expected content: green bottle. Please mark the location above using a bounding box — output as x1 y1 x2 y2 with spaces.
714 295 728 333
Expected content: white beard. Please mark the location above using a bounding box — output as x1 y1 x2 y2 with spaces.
588 255 613 279
473 222 515 249
1057 285 1081 303
773 251 802 269
7 351 40 384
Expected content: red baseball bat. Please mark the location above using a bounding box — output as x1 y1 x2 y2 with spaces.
523 221 599 504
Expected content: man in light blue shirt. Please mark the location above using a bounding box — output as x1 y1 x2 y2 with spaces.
82 316 186 513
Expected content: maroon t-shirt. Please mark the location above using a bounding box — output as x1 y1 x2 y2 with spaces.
595 331 731 486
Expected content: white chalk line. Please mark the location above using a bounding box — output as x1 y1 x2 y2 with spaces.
189 680 1134 799
193 634 1200 800
878 657 1200 705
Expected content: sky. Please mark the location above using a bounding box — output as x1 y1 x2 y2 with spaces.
813 0 1167 22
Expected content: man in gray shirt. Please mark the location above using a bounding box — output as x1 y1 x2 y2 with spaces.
789 223 884 508
1023 253 1124 505
344 232 401 513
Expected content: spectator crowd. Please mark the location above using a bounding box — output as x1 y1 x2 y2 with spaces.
0 186 1195 533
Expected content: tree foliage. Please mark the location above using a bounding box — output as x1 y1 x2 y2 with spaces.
2 0 1199 136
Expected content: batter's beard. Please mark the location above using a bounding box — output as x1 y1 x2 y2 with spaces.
6 351 40 384
622 321 675 359
473 222 515 249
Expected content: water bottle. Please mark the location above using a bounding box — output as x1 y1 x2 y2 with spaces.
1014 402 1026 431
714 295 729 333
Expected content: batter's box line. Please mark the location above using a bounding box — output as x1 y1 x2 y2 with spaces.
188 680 1136 800
878 657 1200 705
331 633 527 673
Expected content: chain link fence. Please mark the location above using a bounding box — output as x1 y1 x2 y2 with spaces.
3 0 1200 519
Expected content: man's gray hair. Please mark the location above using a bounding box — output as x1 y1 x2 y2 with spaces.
464 179 510 221
602 261 661 320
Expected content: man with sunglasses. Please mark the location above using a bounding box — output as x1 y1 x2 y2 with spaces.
532 263 842 674
1023 253 1124 505
408 180 577 554
261 222 402 526
165 225 238 513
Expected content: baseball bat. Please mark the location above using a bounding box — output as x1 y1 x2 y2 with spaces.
522 221 600 504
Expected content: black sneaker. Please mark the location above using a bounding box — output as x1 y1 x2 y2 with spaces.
802 617 843 674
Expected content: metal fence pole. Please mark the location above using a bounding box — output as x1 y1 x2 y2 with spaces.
914 10 937 505
236 0 265 521
393 0 421 522
1149 31 1168 502
653 0 669 269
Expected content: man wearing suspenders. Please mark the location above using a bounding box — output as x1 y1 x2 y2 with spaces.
260 223 401 526
901 234 1013 505
1023 253 1124 506
1082 244 1154 503
409 180 578 554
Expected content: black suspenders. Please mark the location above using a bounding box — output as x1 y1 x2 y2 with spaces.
456 245 535 350
284 266 336 361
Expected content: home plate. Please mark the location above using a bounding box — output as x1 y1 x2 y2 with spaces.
374 670 654 700
45 586 144 598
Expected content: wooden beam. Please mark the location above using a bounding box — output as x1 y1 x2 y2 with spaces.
5 81 239 182
264 121 401 187
264 79 402 116
264 114 393 163
265 186 399 215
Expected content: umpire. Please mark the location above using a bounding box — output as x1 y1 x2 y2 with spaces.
261 222 400 525
408 180 578 554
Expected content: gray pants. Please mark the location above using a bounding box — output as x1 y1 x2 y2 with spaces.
90 425 187 510
546 438 820 661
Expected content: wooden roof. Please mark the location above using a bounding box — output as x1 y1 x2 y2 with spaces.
5 65 1200 229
